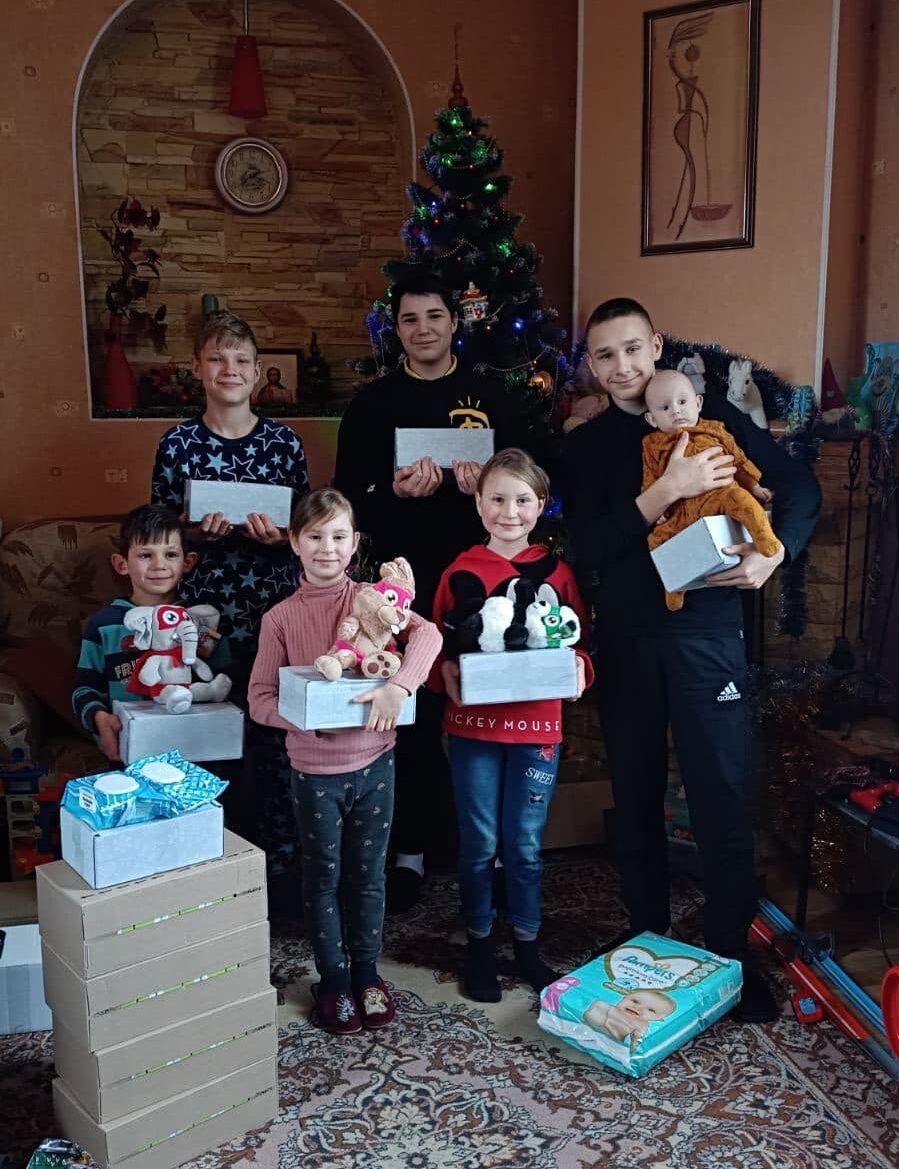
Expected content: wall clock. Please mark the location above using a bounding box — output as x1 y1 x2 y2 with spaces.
214 137 288 214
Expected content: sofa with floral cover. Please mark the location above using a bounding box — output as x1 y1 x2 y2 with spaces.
0 518 127 779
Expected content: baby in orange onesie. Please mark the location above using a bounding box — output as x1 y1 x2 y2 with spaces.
642 370 781 611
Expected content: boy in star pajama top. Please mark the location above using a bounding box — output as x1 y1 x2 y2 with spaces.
151 312 309 895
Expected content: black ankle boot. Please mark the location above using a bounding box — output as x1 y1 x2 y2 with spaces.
513 938 560 993
463 934 502 1003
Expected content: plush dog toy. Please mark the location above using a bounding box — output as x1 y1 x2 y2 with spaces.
470 579 580 654
315 558 415 681
123 604 232 714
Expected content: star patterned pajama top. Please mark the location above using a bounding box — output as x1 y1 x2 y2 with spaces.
151 416 309 655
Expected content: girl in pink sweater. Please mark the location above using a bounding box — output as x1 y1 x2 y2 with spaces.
249 488 441 1035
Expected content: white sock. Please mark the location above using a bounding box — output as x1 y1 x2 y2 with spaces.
395 852 424 877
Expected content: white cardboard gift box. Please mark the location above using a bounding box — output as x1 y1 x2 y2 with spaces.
459 648 578 706
650 515 751 594
279 666 417 730
394 427 495 469
60 803 224 890
184 479 293 527
114 700 244 765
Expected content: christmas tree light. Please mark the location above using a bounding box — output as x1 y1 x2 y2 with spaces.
354 70 571 431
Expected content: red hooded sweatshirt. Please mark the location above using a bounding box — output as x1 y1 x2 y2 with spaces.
430 543 594 745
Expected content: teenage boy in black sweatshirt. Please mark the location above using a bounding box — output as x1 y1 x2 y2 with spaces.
334 275 536 909
561 298 821 1023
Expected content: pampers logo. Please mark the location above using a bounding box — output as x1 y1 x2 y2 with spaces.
603 944 724 995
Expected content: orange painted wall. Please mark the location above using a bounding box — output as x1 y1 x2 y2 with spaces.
2 0 577 530
576 0 835 387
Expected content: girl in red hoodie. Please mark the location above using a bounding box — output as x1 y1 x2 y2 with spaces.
432 449 593 1002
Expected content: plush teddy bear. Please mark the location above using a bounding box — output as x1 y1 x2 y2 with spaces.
314 558 416 681
123 603 232 714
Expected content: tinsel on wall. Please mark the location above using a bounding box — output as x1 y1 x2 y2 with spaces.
750 662 850 892
354 69 570 433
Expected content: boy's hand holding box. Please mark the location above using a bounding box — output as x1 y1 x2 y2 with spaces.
650 515 751 595
394 427 494 470
185 479 293 527
114 698 244 764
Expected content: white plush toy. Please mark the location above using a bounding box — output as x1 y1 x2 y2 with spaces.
677 352 706 397
123 603 232 714
726 359 768 429
476 581 580 653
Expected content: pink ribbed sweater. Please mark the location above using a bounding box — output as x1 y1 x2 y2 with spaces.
248 574 442 774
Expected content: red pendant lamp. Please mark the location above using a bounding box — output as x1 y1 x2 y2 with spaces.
229 0 267 119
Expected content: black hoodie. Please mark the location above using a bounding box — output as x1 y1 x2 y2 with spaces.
334 362 541 613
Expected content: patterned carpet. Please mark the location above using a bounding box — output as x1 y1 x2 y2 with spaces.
2 856 898 1169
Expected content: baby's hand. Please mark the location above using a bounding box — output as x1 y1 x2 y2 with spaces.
352 681 407 731
752 484 774 504
94 711 122 761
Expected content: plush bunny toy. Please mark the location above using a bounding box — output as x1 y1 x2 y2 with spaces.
123 603 232 714
726 359 768 429
314 558 416 681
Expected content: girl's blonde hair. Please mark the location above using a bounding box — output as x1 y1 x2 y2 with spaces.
290 487 356 537
476 447 550 501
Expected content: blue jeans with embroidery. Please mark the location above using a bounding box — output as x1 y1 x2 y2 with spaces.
291 751 394 981
447 737 560 937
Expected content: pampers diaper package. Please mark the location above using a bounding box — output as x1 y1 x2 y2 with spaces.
537 932 743 1078
61 750 227 831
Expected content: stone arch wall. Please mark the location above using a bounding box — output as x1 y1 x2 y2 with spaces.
76 0 413 415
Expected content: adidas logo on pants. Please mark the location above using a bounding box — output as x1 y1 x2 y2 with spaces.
716 682 741 702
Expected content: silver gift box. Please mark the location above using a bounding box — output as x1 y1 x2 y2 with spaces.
278 667 417 731
185 479 293 527
113 700 245 765
394 427 495 469
459 647 578 706
650 515 751 594
60 802 224 889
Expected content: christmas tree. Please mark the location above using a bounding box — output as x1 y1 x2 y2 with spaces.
358 71 571 429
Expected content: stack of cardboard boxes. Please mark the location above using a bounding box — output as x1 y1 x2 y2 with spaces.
36 831 277 1169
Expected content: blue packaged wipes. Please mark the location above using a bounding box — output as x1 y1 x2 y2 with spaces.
62 750 228 830
61 771 145 830
125 750 228 818
537 932 743 1078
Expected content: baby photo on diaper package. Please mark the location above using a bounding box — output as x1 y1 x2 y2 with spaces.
538 932 743 1078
